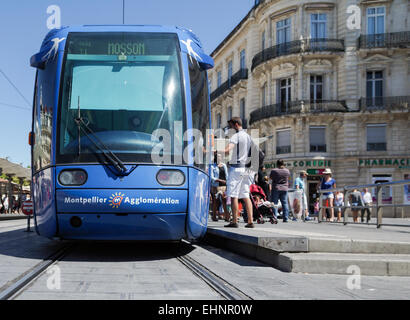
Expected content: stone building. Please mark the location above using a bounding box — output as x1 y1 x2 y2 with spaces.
209 0 410 215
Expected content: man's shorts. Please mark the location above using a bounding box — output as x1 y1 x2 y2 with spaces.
226 167 253 199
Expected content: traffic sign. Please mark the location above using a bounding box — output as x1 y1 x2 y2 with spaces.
22 200 33 216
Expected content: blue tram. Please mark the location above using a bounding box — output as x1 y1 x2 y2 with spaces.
29 25 214 240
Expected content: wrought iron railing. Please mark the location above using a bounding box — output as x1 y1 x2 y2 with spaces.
210 69 248 101
249 101 301 125
359 96 410 112
358 31 410 49
249 100 347 125
251 38 344 71
303 100 347 113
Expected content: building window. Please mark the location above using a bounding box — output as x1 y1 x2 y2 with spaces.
276 129 291 154
367 7 385 35
366 124 386 151
216 113 221 129
228 60 233 84
261 30 266 50
311 13 327 39
278 78 292 113
240 49 246 69
310 75 323 103
366 71 383 106
310 126 326 152
276 18 291 44
262 83 267 106
227 106 232 121
240 98 246 128
217 71 222 87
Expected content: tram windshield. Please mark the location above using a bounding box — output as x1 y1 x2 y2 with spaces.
57 32 185 164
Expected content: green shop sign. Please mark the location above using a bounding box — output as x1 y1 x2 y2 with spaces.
265 159 331 169
359 158 410 168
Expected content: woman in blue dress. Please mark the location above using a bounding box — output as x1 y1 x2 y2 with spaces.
317 168 336 221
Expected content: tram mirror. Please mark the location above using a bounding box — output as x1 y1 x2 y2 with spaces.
29 132 35 146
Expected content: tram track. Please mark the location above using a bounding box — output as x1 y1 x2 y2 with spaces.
0 244 74 300
0 239 252 300
176 242 253 300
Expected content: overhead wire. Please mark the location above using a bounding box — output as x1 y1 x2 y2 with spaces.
0 68 32 108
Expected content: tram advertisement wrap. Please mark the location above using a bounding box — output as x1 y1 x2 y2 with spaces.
56 189 187 213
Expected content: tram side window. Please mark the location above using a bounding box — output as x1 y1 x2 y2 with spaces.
188 55 210 170
33 71 53 172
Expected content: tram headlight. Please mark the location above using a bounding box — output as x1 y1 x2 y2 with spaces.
156 170 185 186
58 170 88 186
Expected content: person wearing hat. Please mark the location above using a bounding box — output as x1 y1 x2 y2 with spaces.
317 168 336 222
294 170 311 221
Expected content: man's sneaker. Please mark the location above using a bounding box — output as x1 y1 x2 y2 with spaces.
292 217 297 221
245 223 255 228
283 219 288 223
224 222 239 228
304 217 312 221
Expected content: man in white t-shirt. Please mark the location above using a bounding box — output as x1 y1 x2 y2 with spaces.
223 117 254 228
361 188 373 223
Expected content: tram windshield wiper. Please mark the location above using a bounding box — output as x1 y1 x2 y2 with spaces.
74 97 127 176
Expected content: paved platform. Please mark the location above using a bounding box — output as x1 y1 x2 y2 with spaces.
205 218 410 276
0 214 28 221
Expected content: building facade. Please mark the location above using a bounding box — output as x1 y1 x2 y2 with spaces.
209 0 410 216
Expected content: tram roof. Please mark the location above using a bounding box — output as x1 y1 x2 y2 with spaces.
31 25 214 70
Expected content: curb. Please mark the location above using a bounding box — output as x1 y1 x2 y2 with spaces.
204 227 410 276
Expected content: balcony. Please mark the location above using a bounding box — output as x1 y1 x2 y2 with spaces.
210 69 248 101
251 38 344 71
249 100 347 125
359 96 410 112
249 101 301 125
358 31 410 49
303 100 347 113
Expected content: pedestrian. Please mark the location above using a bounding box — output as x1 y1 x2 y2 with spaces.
210 152 229 221
224 117 255 228
350 188 364 223
361 188 373 223
334 191 344 222
257 166 270 201
317 168 336 222
270 159 290 222
294 170 311 221
216 153 229 221
313 197 320 217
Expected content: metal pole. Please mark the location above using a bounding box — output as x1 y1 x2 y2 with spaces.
318 193 322 223
123 0 125 24
376 185 383 228
343 189 348 225
24 215 33 232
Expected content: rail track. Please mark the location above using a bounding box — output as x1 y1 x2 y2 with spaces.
0 241 252 300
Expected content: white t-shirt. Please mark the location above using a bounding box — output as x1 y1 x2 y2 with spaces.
229 129 252 167
363 192 372 204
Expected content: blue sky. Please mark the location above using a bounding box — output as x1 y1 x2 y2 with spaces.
0 0 254 167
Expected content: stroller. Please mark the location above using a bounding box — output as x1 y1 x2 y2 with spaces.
248 184 278 224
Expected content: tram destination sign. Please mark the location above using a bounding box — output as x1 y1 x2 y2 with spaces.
67 33 177 56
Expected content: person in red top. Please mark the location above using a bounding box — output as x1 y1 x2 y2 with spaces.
270 159 290 222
